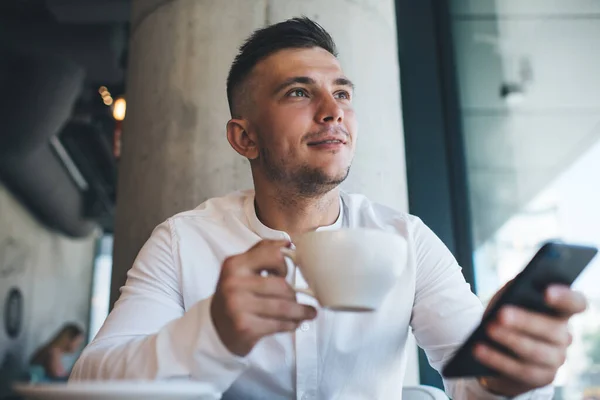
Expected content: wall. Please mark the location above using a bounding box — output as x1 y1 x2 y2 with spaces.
0 181 96 396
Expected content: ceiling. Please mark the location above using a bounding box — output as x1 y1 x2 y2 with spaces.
0 0 133 235
0 0 131 85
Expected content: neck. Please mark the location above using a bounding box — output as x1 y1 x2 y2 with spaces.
254 182 341 240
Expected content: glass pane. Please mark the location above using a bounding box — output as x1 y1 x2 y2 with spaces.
450 1 600 397
89 235 113 342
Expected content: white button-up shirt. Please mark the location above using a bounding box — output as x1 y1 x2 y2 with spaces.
70 190 552 399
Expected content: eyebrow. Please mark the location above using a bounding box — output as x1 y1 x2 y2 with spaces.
273 76 355 95
334 77 355 91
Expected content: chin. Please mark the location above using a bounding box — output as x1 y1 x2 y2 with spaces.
291 163 350 196
319 165 351 184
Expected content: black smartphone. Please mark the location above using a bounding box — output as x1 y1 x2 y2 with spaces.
442 241 598 378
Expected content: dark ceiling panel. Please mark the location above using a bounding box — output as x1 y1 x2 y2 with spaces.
46 0 131 24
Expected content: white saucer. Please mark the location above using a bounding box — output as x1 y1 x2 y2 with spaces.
13 381 214 400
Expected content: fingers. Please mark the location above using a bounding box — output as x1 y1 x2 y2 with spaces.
250 297 317 322
497 306 571 347
223 240 290 277
545 285 588 317
246 276 296 300
486 322 565 368
475 286 585 392
474 343 554 388
240 315 302 340
222 304 315 352
223 276 316 321
212 239 310 357
220 276 296 306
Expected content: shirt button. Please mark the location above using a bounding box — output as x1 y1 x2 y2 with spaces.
300 322 310 331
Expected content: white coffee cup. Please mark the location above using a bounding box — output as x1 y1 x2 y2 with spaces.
281 229 407 312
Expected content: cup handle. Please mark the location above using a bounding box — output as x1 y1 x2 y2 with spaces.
294 287 316 297
280 247 296 263
280 247 316 298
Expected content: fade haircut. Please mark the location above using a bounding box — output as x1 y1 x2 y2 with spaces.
226 17 338 118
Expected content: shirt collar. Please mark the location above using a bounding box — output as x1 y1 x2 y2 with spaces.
243 190 346 239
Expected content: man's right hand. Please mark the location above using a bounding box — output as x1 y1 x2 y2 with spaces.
210 239 317 356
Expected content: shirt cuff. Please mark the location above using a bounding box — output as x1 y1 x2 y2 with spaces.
180 296 249 393
462 378 554 399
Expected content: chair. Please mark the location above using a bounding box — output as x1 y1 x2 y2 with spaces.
402 385 449 400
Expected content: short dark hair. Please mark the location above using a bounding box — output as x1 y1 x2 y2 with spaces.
226 17 338 117
62 323 84 339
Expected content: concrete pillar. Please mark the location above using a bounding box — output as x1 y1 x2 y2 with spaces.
112 0 408 306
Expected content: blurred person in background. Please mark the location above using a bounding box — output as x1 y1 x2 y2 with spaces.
30 323 84 381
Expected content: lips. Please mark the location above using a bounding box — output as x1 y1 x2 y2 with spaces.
307 137 347 146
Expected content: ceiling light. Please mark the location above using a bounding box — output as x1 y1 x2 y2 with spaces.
112 97 126 121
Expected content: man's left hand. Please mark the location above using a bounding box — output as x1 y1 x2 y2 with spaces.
474 284 588 397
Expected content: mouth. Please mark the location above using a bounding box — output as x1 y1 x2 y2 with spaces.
307 138 347 146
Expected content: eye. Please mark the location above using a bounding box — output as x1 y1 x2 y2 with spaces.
335 91 351 100
288 88 308 98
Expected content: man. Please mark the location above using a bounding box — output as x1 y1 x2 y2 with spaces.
71 18 587 399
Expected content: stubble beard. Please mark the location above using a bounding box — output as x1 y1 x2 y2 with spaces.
259 146 351 198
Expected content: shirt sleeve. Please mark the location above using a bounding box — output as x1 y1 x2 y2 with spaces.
408 217 554 399
69 220 248 397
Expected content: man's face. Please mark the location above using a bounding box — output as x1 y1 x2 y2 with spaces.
245 47 357 195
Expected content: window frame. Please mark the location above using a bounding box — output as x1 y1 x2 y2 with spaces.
395 0 476 387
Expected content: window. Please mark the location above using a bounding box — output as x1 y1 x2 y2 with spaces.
89 235 113 342
451 1 600 397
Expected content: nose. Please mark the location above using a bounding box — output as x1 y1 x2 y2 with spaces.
315 95 344 125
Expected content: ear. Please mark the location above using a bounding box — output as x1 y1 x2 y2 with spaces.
226 118 259 160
